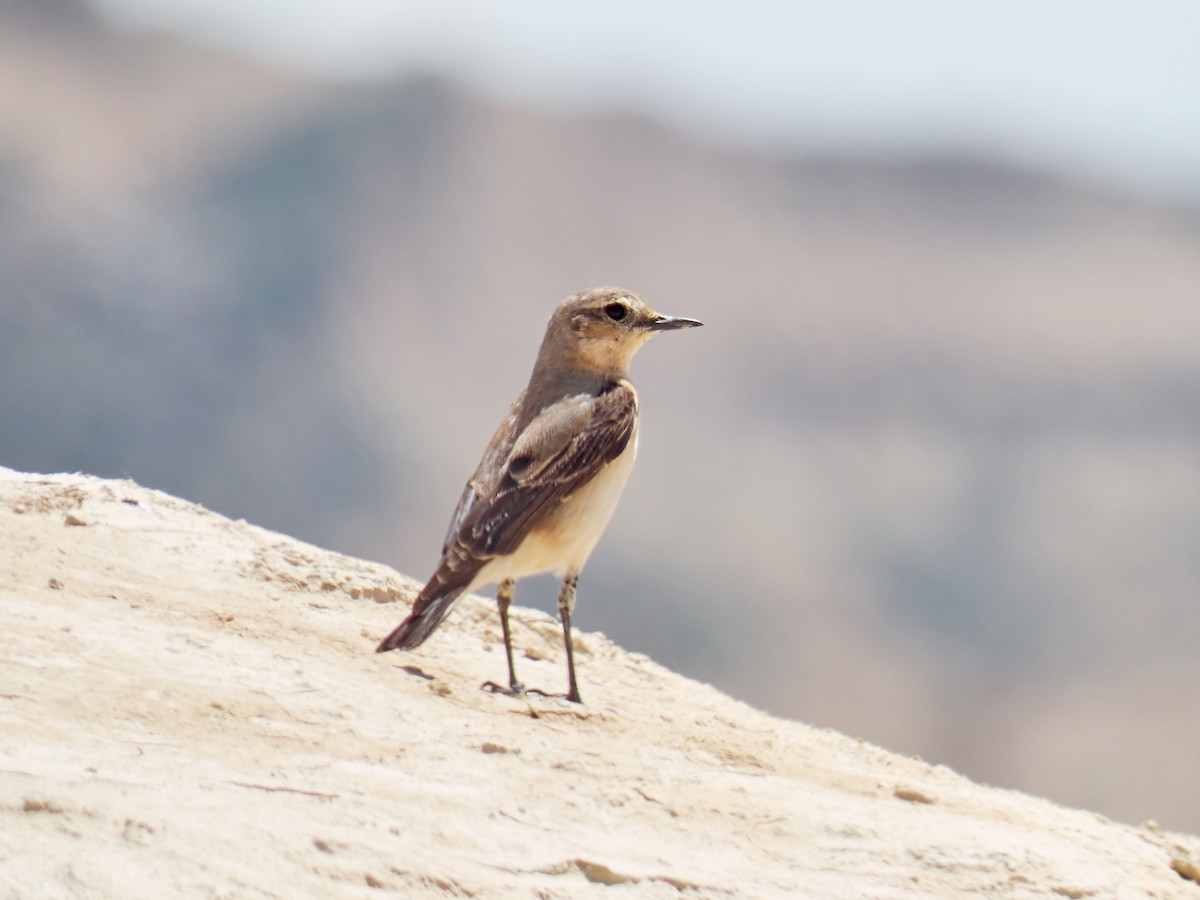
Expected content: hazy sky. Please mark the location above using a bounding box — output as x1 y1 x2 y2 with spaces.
92 0 1200 203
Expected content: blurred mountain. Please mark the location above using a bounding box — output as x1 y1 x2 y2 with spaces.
3 0 1199 831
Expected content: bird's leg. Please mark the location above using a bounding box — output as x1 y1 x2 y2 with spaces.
557 572 582 703
497 578 520 692
483 579 523 696
508 572 584 703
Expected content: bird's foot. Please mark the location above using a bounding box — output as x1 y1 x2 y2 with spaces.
525 687 583 704
481 680 526 697
480 681 582 704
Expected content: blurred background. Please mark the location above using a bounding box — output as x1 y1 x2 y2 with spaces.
3 0 1198 832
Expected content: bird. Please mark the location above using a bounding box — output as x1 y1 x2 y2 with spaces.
375 287 702 703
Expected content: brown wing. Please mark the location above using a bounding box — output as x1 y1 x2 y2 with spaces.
456 382 637 558
439 391 525 556
380 382 636 653
388 395 526 647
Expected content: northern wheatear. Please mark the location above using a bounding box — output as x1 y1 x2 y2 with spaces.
376 287 701 702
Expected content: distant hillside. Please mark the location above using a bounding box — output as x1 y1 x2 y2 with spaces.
2 0 1199 831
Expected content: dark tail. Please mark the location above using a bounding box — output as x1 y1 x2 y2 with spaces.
375 585 468 653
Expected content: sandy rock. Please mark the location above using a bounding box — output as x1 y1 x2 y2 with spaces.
1 466 1197 898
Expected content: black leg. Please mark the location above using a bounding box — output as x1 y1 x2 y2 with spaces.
557 573 582 703
495 579 521 692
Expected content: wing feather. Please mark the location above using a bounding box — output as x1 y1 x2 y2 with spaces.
440 393 525 555
458 382 637 558
381 381 636 653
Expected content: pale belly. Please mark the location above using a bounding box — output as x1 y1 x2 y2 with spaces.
474 428 639 587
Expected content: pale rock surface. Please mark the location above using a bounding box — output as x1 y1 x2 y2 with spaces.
1 466 1197 898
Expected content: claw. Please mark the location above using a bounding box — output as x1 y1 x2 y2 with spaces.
481 680 525 697
525 687 583 704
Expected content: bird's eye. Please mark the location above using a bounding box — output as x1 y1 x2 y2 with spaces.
604 302 628 322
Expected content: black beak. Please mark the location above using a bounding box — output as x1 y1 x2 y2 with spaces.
646 314 703 332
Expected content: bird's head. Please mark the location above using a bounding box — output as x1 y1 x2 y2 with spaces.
542 287 702 376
